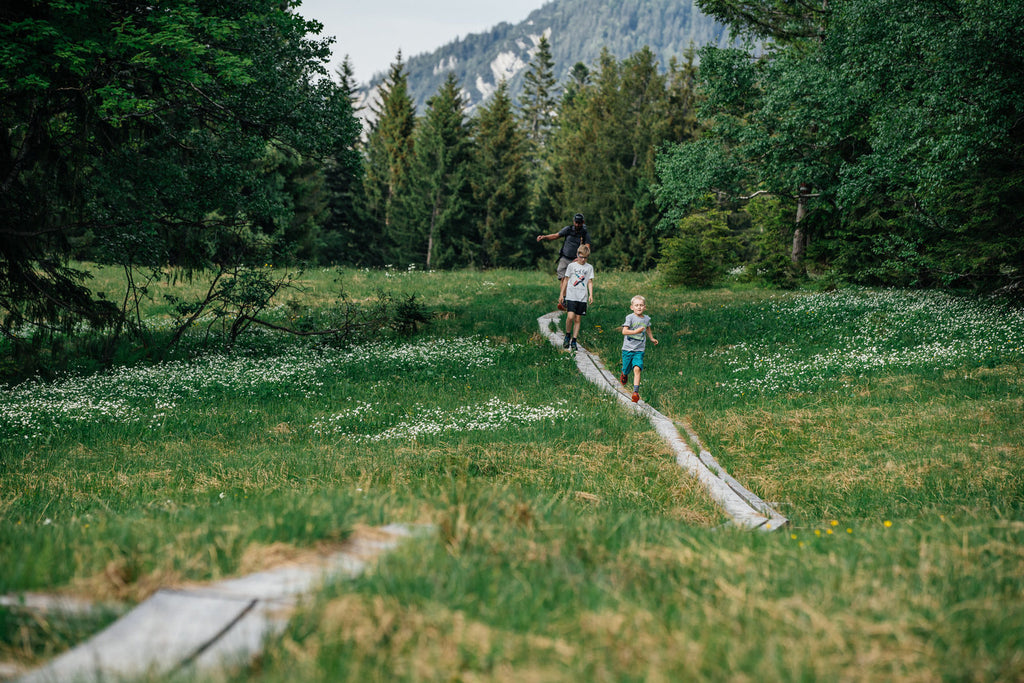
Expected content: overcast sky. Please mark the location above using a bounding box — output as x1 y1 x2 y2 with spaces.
297 0 552 85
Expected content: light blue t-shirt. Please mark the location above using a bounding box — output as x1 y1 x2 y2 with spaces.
622 313 651 352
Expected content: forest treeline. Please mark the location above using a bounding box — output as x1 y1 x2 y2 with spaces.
2 0 1022 359
344 37 701 272
387 0 732 113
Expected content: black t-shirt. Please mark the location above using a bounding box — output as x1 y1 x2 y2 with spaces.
557 224 590 259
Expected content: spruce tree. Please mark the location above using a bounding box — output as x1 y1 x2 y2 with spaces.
605 47 671 269
518 35 560 240
472 81 532 268
322 56 371 265
401 73 476 269
665 48 701 144
363 53 416 264
547 48 673 270
518 35 559 151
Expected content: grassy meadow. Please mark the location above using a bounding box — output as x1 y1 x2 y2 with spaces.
1 266 1023 681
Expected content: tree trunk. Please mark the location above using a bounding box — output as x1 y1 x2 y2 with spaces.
426 192 441 269
791 183 810 265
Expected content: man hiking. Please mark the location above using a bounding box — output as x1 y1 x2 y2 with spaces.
536 212 591 310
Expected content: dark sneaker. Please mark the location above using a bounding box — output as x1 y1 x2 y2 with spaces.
631 392 640 403
570 339 578 351
619 373 628 386
562 333 571 348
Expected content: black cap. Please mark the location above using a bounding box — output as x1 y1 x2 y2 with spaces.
574 213 584 223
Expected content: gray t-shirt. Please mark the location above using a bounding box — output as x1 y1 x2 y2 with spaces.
564 261 594 302
622 313 651 352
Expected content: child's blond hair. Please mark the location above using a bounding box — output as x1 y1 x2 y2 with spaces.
631 295 646 306
576 244 591 258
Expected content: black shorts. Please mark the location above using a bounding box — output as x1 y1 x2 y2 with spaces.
564 299 587 315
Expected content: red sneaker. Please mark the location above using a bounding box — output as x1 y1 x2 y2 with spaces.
619 373 628 386
557 302 566 311
631 392 640 403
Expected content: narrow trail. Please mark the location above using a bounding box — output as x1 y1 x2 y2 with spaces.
14 525 427 683
538 311 788 531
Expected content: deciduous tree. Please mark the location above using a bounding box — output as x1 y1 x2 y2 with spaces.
0 0 358 339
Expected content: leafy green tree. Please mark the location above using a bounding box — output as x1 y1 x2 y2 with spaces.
660 0 1024 291
0 0 358 341
824 0 1024 290
363 53 416 264
696 0 829 41
472 81 534 268
401 73 476 269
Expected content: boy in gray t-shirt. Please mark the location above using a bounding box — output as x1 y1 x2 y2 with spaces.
620 295 658 403
558 245 594 351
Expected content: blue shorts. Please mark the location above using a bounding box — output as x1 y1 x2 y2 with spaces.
622 350 645 374
564 299 587 315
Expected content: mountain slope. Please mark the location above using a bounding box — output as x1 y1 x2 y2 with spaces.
356 0 732 116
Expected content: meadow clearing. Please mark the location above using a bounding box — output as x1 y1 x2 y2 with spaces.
2 266 1022 681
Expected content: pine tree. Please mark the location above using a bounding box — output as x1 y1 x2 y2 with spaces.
401 73 476 269
472 81 532 268
335 56 361 104
363 53 416 264
665 48 701 144
518 35 560 241
563 62 591 106
518 35 559 152
604 47 671 269
321 55 371 265
547 48 673 271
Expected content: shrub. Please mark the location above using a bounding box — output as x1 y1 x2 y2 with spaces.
657 210 743 287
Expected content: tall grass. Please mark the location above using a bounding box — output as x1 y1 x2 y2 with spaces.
2 266 1022 680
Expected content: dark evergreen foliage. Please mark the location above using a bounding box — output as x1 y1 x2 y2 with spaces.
473 82 535 268
362 55 417 265
400 73 477 269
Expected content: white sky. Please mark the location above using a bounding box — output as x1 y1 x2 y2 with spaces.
297 0 552 85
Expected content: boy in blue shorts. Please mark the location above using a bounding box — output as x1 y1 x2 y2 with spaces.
558 244 594 351
620 294 658 402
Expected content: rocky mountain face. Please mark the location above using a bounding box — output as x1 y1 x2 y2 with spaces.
355 0 732 118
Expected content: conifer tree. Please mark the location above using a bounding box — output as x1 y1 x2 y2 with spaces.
518 35 560 239
472 81 532 268
401 73 476 269
322 55 370 265
563 62 591 106
363 53 416 264
665 48 701 144
603 47 671 269
518 35 559 151
547 48 673 270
